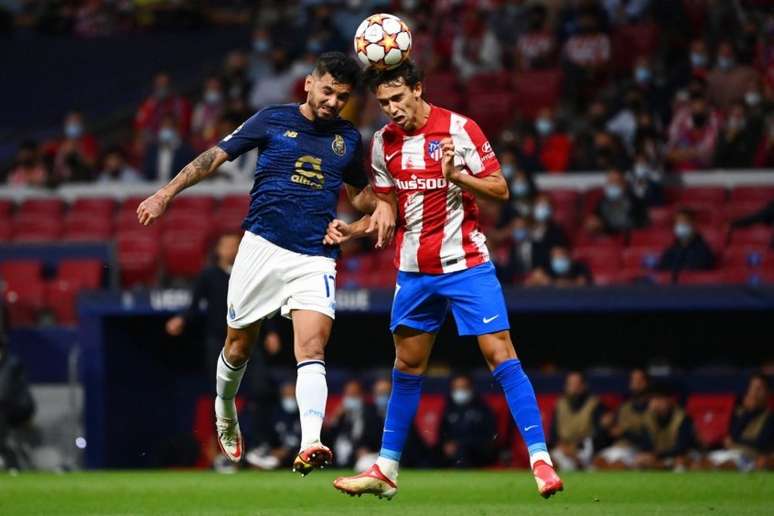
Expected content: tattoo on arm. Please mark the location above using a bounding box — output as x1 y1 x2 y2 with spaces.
166 147 224 194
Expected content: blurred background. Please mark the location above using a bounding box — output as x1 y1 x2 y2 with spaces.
0 0 773 475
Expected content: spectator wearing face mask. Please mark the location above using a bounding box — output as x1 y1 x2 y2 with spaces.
191 76 226 152
666 90 721 171
142 114 196 181
628 152 664 208
500 215 534 284
245 381 302 470
586 169 648 235
44 111 98 184
535 108 573 173
657 208 716 282
525 245 591 288
327 379 381 470
506 163 538 220
134 72 192 145
530 193 570 270
97 146 142 184
561 9 611 110
714 102 764 169
6 141 48 188
438 374 497 468
550 371 608 471
707 41 760 111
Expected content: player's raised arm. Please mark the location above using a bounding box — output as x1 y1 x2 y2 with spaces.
137 146 229 226
440 137 509 202
344 184 396 247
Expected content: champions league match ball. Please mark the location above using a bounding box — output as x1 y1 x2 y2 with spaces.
354 13 412 70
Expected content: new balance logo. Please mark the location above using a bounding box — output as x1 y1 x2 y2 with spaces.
284 130 298 138
482 315 499 324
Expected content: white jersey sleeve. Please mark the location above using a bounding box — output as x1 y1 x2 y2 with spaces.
370 129 395 193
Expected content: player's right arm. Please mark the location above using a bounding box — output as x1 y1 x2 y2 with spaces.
137 146 228 226
323 216 374 245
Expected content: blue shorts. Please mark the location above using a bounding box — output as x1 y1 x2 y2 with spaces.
390 262 510 336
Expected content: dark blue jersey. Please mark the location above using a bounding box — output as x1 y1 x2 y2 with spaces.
217 104 367 258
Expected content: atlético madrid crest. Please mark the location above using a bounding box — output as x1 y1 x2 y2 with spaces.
332 134 346 156
428 140 442 161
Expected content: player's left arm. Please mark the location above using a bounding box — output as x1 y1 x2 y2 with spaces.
440 137 509 202
344 184 396 248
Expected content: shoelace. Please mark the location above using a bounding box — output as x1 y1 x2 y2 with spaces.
216 419 238 445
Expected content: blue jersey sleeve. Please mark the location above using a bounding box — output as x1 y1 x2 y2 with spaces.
343 134 368 189
217 110 270 160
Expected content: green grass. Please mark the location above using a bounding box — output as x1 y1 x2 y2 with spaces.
0 470 772 516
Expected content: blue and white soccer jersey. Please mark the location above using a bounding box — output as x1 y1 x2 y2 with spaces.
217 104 367 327
390 261 510 336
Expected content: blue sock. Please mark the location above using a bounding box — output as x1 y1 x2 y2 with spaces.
492 359 549 463
379 369 424 461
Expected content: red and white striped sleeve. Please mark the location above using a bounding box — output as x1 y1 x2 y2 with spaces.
450 113 501 178
369 129 395 193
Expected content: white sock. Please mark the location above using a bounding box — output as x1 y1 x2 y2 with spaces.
376 456 399 481
215 350 247 420
530 450 553 469
296 360 327 449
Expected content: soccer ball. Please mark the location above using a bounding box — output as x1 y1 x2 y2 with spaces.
354 13 412 70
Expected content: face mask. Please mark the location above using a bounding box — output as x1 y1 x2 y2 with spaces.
343 396 363 412
716 56 734 71
745 92 761 107
512 180 528 197
158 128 178 145
605 184 623 200
690 52 707 68
281 398 297 413
633 162 651 179
375 394 389 411
512 227 528 242
551 256 571 275
674 222 693 240
535 117 553 136
534 203 552 222
451 389 473 405
253 39 270 53
204 90 222 104
501 164 515 180
634 66 651 84
64 123 83 139
727 116 745 131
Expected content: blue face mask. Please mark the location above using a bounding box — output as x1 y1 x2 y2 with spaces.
65 123 83 139
634 66 651 84
536 118 553 136
342 396 363 412
551 256 571 275
534 203 552 222
158 128 178 145
253 39 270 53
512 227 528 242
716 56 734 71
502 164 515 180
204 90 222 104
375 394 389 411
690 52 707 68
605 184 623 200
512 180 528 196
674 222 693 240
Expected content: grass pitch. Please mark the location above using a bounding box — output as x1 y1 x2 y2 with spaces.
0 470 772 516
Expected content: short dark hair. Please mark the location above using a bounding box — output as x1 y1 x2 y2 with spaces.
313 51 361 88
363 59 424 93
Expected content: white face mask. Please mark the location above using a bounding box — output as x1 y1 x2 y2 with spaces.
281 397 298 413
534 203 552 222
343 396 363 412
451 389 473 405
745 91 761 107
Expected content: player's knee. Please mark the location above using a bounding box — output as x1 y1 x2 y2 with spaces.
295 333 326 361
482 333 517 368
223 334 251 366
394 355 426 375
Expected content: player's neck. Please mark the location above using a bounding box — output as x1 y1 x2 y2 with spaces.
299 102 317 122
404 101 431 133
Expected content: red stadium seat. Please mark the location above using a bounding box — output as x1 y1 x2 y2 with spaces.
670 186 727 205
512 68 563 119
212 208 246 235
45 279 79 325
162 209 214 238
685 394 735 448
424 88 465 113
729 186 774 203
221 194 251 213
698 226 727 254
622 246 661 269
648 205 674 228
722 201 770 224
592 271 627 286
62 212 113 241
12 214 63 242
0 222 11 242
599 393 623 411
415 394 445 447
120 196 148 212
629 228 674 248
3 279 46 327
722 246 770 268
116 232 161 287
70 197 116 217
0 259 43 286
464 91 514 137
161 231 209 279
466 71 512 94
0 199 13 217
482 393 512 449
729 227 772 246
18 198 64 217
170 195 216 214
548 189 580 209
537 394 559 434
677 202 717 226
581 188 604 216
676 270 726 285
58 259 103 289
115 210 161 236
553 205 579 233
573 245 622 271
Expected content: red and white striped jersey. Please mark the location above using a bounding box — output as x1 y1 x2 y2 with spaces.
370 105 501 274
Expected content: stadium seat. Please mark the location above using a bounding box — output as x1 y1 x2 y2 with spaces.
722 246 770 268
598 393 623 411
424 88 465 113
414 394 445 448
0 259 43 286
116 232 161 287
678 202 717 226
629 228 674 248
120 196 148 212
581 188 604 216
622 246 661 269
482 393 513 449
511 68 563 119
536 393 559 434
611 23 659 72
466 71 512 94
58 259 103 289
3 279 46 327
464 91 514 137
573 245 623 271
12 214 63 242
592 271 627 286
553 205 579 233
547 189 580 210
115 210 161 236
729 186 774 204
70 197 116 217
63 212 113 241
669 186 727 205
220 194 251 213
676 270 727 285
45 279 79 325
213 207 246 235
18 198 64 217
162 210 214 238
729 227 772 247
170 195 216 214
0 222 11 242
685 394 735 448
161 231 209 279
647 206 675 229
0 199 13 217
698 226 728 254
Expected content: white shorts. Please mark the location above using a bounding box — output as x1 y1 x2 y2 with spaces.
226 231 337 328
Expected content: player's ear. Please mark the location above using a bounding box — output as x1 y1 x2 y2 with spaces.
304 75 314 93
413 82 423 101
